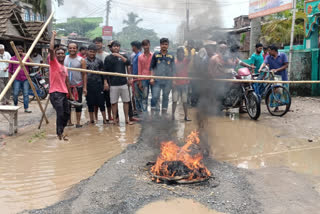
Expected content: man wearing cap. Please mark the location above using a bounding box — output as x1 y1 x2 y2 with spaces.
0 44 11 105
104 41 132 125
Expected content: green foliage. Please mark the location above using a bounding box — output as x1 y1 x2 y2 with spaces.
114 12 160 50
260 0 306 46
86 26 102 40
240 33 246 45
54 18 101 37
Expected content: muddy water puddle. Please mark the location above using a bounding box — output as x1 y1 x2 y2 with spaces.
0 109 141 214
175 109 320 179
136 198 225 214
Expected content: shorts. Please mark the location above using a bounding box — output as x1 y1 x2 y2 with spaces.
86 89 105 112
172 85 188 103
110 84 130 104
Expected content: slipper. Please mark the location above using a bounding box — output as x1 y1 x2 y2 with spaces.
76 124 83 128
184 117 192 122
68 100 83 107
126 121 134 125
103 120 108 124
67 123 74 127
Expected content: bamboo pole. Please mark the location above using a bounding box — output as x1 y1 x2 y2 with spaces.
288 0 297 81
0 12 54 102
2 59 320 84
10 42 49 123
38 95 50 129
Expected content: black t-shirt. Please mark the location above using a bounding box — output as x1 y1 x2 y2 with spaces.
86 57 105 91
104 54 131 86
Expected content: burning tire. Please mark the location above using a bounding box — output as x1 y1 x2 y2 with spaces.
150 131 211 184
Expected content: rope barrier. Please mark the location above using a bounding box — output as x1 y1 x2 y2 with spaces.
1 59 320 84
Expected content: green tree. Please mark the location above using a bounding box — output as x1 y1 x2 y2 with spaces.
55 19 99 37
260 0 306 46
114 12 160 50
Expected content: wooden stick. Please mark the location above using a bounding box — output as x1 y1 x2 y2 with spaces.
38 95 50 129
2 58 320 84
0 12 54 102
10 42 49 124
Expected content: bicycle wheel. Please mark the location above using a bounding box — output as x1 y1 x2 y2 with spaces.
245 91 261 120
266 85 291 117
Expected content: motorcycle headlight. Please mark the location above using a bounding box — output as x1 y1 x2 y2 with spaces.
241 75 252 80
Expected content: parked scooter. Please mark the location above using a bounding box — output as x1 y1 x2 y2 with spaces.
221 67 261 120
18 71 48 103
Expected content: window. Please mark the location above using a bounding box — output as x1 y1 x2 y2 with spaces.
24 9 30 21
33 13 37 21
30 11 34 21
38 14 41 21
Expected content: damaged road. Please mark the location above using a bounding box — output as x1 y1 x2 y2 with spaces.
27 117 320 214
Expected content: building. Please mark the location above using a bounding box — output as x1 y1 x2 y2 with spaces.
0 0 49 56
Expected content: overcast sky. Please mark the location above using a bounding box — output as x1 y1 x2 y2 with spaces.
54 0 249 38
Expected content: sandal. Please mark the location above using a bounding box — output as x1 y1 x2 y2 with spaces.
126 121 134 125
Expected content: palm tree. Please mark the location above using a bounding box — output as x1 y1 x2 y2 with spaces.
260 0 306 46
123 12 143 28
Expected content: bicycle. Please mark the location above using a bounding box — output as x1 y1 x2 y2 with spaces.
253 67 291 117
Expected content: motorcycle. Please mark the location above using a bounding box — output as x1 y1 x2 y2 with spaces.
221 67 261 120
18 71 49 103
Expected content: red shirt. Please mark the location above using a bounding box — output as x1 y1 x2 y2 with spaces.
77 52 86 59
138 52 153 80
174 58 190 85
49 58 68 94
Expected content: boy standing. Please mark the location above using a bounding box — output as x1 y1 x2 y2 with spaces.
150 38 175 115
104 41 132 125
49 31 74 140
64 43 87 128
85 44 109 124
138 39 153 112
172 47 191 121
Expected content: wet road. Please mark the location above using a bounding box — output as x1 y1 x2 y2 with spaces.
137 198 225 214
0 107 141 214
1 97 320 213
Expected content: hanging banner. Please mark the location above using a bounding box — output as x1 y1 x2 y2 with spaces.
102 26 113 40
249 0 293 19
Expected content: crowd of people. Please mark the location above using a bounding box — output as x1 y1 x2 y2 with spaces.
0 31 289 140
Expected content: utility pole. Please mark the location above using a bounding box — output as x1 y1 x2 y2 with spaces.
288 0 297 81
186 0 190 32
106 0 112 26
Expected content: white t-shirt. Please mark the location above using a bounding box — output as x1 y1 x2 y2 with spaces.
0 51 11 78
31 54 43 69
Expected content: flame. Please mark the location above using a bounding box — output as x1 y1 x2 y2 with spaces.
151 131 211 181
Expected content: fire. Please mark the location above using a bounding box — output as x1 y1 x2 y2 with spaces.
151 131 211 182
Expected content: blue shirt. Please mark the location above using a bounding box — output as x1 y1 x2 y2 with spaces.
264 52 288 81
132 52 141 75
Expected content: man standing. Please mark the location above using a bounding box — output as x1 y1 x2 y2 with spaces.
9 46 32 113
64 43 87 128
138 39 153 112
85 44 108 124
49 31 74 140
130 41 142 113
94 37 112 122
104 41 132 125
31 51 43 73
150 38 175 116
259 45 288 82
0 45 11 105
250 43 264 74
77 47 87 59
172 47 191 121
259 45 289 111
250 43 265 97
